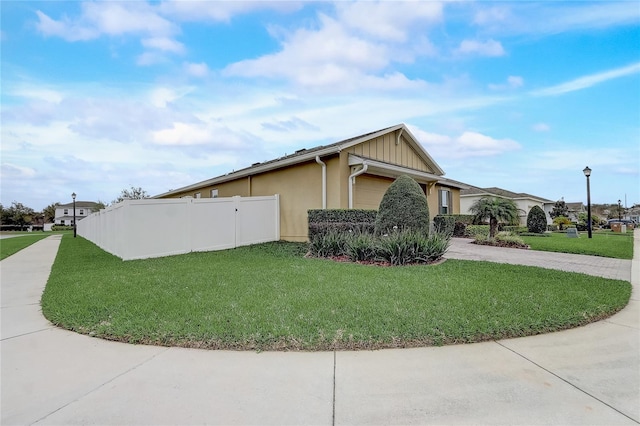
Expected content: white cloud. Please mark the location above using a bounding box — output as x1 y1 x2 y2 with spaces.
456 39 505 57
507 76 523 88
532 148 637 173
185 62 210 77
489 75 524 90
136 51 168 66
336 1 442 42
152 122 212 146
473 6 511 26
472 2 639 36
8 85 64 103
150 87 193 108
141 37 185 54
532 123 550 132
159 1 302 23
411 127 521 159
1 163 37 179
36 2 177 41
531 62 640 97
223 13 432 92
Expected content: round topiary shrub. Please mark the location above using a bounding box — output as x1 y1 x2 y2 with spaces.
375 175 430 235
527 205 547 234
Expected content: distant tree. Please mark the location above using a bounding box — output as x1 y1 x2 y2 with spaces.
578 212 600 227
549 200 569 219
43 202 60 223
112 186 149 204
92 200 107 212
469 197 519 238
374 175 430 236
553 216 572 231
526 205 547 234
6 201 35 230
0 204 10 226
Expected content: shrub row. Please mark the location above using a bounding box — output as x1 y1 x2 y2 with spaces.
433 215 476 237
0 225 44 231
51 225 74 231
473 231 529 249
308 209 377 240
308 229 451 266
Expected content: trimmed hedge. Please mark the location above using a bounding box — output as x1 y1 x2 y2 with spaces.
527 205 547 234
0 225 44 231
375 175 430 235
466 225 490 239
434 215 476 237
308 209 377 240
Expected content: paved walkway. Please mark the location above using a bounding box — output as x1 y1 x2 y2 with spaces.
1 233 638 425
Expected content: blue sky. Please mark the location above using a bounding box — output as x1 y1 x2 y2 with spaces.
2 1 639 211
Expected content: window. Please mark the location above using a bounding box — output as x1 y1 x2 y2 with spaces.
211 189 219 198
64 209 68 215
439 189 451 215
194 192 201 199
80 209 84 215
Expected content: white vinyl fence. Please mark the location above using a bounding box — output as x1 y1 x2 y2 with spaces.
77 195 280 261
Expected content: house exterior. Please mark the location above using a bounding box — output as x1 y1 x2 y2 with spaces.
155 124 468 241
54 201 99 226
565 202 586 222
460 187 555 226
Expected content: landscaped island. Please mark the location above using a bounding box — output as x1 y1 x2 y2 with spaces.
41 235 631 351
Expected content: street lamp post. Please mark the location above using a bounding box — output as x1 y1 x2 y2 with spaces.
583 167 592 239
72 192 77 238
618 199 622 221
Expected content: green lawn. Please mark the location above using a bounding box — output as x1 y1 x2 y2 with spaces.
521 231 633 259
1 234 51 260
41 235 631 351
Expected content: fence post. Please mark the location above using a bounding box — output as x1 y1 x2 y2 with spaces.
274 194 280 241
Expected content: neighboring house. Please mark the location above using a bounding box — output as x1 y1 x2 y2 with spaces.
565 202 586 222
54 201 99 226
460 186 555 226
155 123 468 241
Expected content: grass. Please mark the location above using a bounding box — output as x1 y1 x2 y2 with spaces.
41 235 631 351
521 231 633 259
1 233 51 260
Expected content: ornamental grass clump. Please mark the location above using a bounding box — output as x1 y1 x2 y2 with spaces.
377 229 450 266
345 231 378 262
308 229 348 257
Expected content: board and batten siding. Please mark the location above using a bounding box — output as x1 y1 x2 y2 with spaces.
345 133 434 173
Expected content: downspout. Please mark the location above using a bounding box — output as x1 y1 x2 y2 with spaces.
348 162 368 209
315 156 327 209
396 128 404 145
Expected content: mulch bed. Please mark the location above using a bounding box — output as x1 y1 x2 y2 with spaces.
472 240 530 249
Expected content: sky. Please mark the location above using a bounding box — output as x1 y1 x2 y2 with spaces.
1 0 639 212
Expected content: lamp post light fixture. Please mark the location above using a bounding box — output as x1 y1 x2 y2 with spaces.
72 192 77 238
582 167 592 239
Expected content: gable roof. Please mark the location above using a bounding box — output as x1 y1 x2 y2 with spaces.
57 201 99 209
460 186 554 203
155 123 447 197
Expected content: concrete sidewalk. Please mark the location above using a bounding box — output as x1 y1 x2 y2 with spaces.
1 233 638 425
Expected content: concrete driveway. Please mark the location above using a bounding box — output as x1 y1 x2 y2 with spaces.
1 233 638 425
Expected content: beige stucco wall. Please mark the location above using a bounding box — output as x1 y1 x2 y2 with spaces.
250 161 323 241
353 174 394 210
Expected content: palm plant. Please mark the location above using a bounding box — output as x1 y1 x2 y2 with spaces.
469 197 519 238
